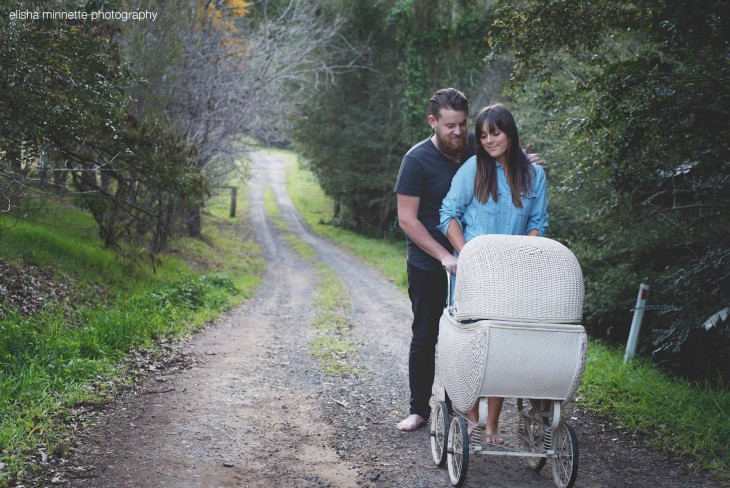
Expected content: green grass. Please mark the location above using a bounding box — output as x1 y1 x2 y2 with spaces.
276 149 408 291
0 205 155 290
173 168 262 296
579 341 730 476
277 147 730 479
0 181 263 486
309 266 359 376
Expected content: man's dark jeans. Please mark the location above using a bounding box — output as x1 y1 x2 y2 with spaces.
406 262 448 420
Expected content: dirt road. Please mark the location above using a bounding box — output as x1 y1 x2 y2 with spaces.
44 152 721 487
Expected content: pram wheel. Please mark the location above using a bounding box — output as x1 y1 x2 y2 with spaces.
551 421 579 488
520 413 547 471
430 401 450 467
446 416 469 486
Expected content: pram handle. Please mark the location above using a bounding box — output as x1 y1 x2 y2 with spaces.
444 268 455 315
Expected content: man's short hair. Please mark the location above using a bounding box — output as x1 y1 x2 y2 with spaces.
429 87 469 119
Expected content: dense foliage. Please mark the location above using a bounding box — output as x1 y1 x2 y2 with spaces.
0 0 205 252
489 0 730 383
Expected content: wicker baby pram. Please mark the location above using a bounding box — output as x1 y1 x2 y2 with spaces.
430 235 587 488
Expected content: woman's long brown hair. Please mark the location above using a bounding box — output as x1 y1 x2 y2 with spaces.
473 103 533 208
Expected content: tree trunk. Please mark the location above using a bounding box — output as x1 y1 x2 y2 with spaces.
333 197 341 220
186 205 202 238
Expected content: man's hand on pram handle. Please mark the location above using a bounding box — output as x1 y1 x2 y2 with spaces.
441 254 458 275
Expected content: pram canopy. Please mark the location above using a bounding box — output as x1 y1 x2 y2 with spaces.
453 235 584 323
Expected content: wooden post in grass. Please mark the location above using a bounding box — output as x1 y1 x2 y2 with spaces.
624 283 650 363
229 186 238 218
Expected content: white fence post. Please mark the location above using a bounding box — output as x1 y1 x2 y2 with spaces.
624 283 650 363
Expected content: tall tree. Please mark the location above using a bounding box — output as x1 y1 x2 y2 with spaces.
0 0 125 214
124 0 361 236
293 0 501 236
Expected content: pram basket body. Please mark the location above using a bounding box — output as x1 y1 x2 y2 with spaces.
438 315 586 414
438 235 587 414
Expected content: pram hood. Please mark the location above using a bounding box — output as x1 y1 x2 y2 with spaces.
453 235 584 323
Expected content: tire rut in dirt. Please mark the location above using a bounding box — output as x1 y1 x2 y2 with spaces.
57 157 354 487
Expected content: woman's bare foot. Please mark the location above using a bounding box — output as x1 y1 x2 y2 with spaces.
396 414 426 431
485 432 504 445
485 396 504 444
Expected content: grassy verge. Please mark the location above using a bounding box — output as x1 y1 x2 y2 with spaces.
273 149 409 291
262 185 359 376
277 148 730 479
580 341 729 475
0 177 263 486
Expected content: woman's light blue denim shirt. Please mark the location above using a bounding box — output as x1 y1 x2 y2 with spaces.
438 155 548 241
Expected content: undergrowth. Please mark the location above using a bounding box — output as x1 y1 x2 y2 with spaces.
579 341 730 477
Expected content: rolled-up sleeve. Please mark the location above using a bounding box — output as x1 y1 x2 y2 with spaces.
526 164 548 236
438 158 476 236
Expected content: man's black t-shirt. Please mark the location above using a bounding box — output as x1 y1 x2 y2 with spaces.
394 133 475 271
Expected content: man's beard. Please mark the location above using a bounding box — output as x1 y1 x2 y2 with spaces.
435 131 467 158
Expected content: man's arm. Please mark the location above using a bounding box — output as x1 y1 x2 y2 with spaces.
397 193 458 274
524 144 546 167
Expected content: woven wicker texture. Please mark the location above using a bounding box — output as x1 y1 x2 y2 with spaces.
438 315 587 414
437 316 489 413
454 235 584 323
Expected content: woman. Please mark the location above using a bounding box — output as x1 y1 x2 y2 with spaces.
438 102 548 443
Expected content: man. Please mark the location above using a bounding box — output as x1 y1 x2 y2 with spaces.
393 87 471 431
394 88 541 431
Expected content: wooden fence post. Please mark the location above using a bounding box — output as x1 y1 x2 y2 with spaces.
229 186 237 218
